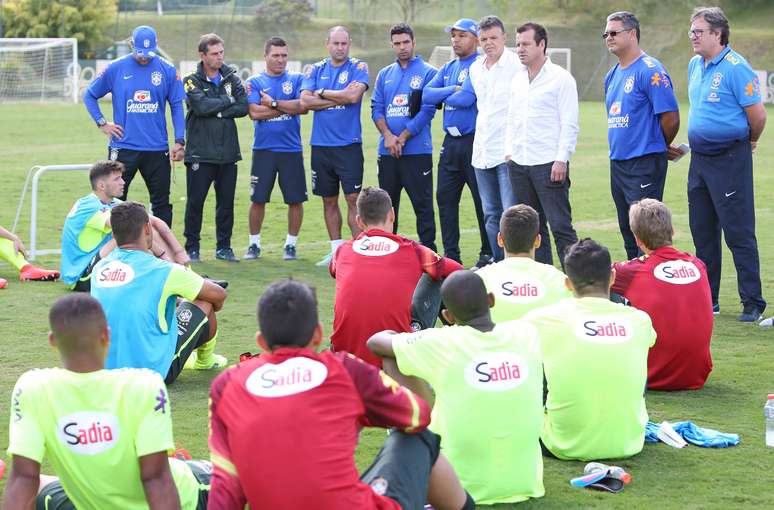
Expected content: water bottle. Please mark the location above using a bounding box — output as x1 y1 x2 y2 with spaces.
584 462 632 484
765 394 774 447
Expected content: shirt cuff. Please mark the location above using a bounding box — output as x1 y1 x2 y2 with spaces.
555 149 571 163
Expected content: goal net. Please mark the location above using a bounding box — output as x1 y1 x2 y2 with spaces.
0 38 79 103
429 46 572 74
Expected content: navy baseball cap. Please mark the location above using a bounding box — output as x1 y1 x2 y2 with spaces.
132 26 158 58
445 19 479 37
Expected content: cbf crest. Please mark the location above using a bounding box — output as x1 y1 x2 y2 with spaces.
151 71 162 86
711 72 723 89
224 82 232 96
338 70 349 84
410 75 423 90
282 80 293 95
624 76 635 93
458 68 469 83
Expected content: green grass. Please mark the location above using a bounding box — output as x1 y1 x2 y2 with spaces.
1 99 773 508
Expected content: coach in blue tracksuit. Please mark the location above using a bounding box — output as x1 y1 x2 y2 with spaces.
371 23 438 251
84 25 185 227
603 12 679 260
682 7 767 322
422 19 492 267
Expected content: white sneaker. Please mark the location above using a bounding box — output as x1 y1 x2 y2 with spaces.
759 316 774 327
315 251 333 267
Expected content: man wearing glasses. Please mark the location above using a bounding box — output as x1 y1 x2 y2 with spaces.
679 7 767 322
603 11 679 260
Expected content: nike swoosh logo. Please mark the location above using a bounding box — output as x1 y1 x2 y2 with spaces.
123 75 133 80
385 80 393 83
321 76 329 79
422 170 432 176
640 183 652 188
262 88 271 92
164 152 169 156
202 88 209 91
354 184 362 189
725 191 736 197
45 495 53 510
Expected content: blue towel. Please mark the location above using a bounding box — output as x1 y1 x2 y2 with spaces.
645 421 740 447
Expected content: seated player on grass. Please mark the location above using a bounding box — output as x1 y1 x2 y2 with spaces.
524 238 656 461
330 186 462 367
0 225 59 289
368 270 545 505
61 160 190 292
2 294 211 510
476 205 570 322
612 199 713 390
90 202 227 384
207 279 475 510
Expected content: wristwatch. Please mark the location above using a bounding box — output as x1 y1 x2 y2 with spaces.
96 118 107 127
316 88 325 99
175 138 185 146
270 100 278 109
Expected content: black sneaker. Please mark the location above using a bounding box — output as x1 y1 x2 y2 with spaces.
187 250 201 263
473 255 494 269
283 244 298 260
739 305 764 322
243 244 261 260
215 248 239 263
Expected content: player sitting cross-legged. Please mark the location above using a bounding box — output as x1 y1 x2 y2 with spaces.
524 239 656 461
2 294 211 510
612 199 713 390
0 225 59 289
368 270 545 505
329 186 462 368
207 278 475 510
90 201 227 383
476 204 571 322
61 160 190 292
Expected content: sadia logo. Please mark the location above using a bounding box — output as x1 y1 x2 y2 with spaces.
392 94 408 106
353 236 399 257
133 90 151 102
464 353 528 391
56 412 120 455
575 317 632 344
95 261 135 287
245 357 328 397
498 279 545 303
653 260 700 285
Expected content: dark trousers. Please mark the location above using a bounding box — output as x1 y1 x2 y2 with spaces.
112 148 173 227
184 162 238 252
688 140 764 311
508 161 577 269
610 152 667 259
436 133 491 264
377 153 437 252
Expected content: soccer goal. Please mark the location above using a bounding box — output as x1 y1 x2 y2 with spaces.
0 38 79 103
428 46 572 74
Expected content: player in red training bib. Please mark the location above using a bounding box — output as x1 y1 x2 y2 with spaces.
207 279 474 510
330 186 462 367
612 199 713 390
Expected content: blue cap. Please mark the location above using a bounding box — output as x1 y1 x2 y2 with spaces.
132 26 158 58
445 18 478 37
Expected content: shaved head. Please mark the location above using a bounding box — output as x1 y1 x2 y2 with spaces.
327 25 351 41
441 270 490 324
49 294 107 355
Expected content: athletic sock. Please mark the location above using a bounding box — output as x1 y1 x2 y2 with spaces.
249 234 261 248
330 239 344 253
0 238 29 271
196 331 218 363
285 234 298 247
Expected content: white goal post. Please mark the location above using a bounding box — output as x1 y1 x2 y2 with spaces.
0 38 79 103
428 47 572 74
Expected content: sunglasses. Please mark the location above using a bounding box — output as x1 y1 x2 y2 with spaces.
602 28 633 39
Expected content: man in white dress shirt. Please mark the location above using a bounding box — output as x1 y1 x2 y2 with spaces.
505 22 579 269
444 15 523 262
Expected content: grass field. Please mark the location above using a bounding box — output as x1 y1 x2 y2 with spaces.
0 99 773 508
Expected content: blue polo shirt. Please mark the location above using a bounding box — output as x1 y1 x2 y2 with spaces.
84 54 186 151
371 56 437 155
422 52 479 136
604 53 679 161
301 57 369 147
687 46 761 155
246 71 304 152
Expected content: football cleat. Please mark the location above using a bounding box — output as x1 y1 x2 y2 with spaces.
283 244 298 261
215 248 239 263
19 264 59 281
243 244 261 260
185 351 228 370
